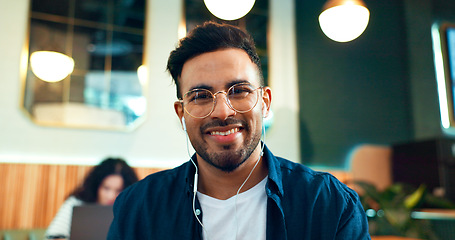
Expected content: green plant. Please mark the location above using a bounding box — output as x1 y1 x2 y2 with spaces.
353 181 455 239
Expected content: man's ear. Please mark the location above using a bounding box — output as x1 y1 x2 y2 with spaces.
261 87 272 118
174 101 185 127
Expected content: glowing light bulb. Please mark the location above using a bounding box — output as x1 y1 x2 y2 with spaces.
203 0 256 21
319 1 370 42
137 65 148 86
30 51 75 82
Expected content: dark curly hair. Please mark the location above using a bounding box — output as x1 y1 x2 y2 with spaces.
166 21 263 99
71 157 138 203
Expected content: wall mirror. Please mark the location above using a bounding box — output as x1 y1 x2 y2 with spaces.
22 0 147 131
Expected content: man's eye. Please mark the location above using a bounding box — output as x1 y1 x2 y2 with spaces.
195 92 210 99
188 91 212 103
229 86 253 97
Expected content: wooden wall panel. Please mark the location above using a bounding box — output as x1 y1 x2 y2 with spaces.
0 163 162 229
0 163 349 230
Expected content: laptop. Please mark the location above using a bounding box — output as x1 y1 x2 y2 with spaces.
70 205 114 240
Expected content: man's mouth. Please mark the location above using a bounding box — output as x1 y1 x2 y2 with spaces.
209 127 239 136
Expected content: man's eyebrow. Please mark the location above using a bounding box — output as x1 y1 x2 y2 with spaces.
187 79 251 92
188 84 213 91
226 79 250 88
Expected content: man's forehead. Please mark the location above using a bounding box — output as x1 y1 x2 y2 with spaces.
179 49 260 91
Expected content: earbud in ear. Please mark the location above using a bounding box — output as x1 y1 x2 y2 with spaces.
262 102 267 118
182 117 187 131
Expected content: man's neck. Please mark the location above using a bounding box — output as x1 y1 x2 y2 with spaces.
196 147 268 200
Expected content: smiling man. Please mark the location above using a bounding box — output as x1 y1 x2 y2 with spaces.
107 22 370 240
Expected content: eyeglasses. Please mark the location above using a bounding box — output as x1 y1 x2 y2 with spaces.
179 83 262 118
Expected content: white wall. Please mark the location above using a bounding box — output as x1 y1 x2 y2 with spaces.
0 0 299 168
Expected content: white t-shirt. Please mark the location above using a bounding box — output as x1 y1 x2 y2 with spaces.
197 177 268 240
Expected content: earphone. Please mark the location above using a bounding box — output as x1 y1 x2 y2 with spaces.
182 115 206 234
182 117 187 132
182 117 198 193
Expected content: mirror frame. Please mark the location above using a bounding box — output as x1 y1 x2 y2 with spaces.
21 0 148 132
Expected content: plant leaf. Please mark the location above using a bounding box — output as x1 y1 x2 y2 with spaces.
404 185 426 209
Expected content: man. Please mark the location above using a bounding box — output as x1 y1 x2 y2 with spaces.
108 21 370 240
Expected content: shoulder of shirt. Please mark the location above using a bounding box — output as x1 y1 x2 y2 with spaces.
271 155 359 201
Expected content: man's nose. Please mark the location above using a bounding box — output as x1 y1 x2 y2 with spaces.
210 93 236 120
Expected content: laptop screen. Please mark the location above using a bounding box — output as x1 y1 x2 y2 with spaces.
70 205 113 240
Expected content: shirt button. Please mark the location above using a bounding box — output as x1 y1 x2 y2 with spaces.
195 209 201 215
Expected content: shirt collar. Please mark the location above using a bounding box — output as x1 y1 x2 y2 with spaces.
262 144 284 197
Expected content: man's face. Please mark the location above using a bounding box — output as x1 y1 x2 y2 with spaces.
174 48 271 172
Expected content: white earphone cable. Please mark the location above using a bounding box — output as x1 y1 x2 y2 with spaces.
184 118 208 237
234 115 266 240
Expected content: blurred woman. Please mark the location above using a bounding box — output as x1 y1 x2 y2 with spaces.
45 157 138 239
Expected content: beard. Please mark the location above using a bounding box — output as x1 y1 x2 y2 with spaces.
192 118 262 173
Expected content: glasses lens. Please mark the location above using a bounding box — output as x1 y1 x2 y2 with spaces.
182 84 260 118
183 89 214 117
227 84 258 112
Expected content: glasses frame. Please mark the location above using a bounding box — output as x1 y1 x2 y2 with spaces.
179 83 263 119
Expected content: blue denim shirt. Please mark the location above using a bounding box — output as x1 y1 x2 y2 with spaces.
108 145 370 239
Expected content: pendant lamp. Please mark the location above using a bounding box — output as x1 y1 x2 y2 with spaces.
203 0 256 21
318 0 370 42
30 51 75 83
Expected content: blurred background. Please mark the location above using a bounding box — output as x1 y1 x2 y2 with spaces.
1 0 455 239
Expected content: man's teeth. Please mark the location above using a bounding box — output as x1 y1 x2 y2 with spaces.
210 128 239 136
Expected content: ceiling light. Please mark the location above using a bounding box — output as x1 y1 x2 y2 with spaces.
318 0 370 42
203 0 256 21
30 51 75 82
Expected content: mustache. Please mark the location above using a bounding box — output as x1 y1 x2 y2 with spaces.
200 118 247 132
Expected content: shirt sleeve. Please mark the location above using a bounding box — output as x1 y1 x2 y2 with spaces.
45 196 84 239
335 188 371 240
